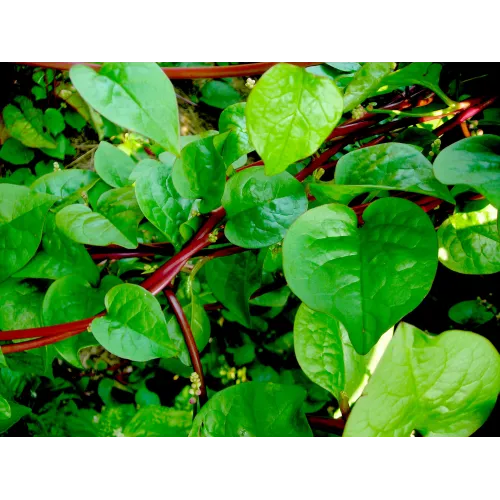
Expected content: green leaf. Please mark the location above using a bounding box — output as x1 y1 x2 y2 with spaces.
326 62 361 73
294 303 392 402
0 401 31 434
7 346 55 378
246 63 343 175
343 62 395 112
205 252 261 328
64 110 87 131
0 395 10 420
172 136 225 212
31 169 99 201
70 63 180 155
0 138 34 165
335 143 454 203
94 141 136 188
200 80 241 109
0 167 36 186
14 213 99 285
135 161 196 251
2 101 56 149
40 134 74 160
0 185 57 283
0 278 44 330
308 182 369 205
344 323 500 437
433 135 500 209
189 382 312 437
124 406 191 437
43 275 122 367
437 204 500 274
91 284 178 362
222 166 308 248
43 108 66 136
283 198 438 354
449 300 495 326
214 102 254 165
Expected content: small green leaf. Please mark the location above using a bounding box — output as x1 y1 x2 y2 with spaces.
343 62 395 112
437 204 500 274
94 141 136 188
70 63 180 155
0 138 34 165
172 136 225 213
91 284 178 361
124 406 191 437
189 382 312 437
64 110 87 131
43 108 66 136
344 323 500 437
200 80 241 109
283 198 438 354
433 135 500 209
0 185 57 283
222 166 308 248
246 63 343 175
335 143 454 203
449 300 495 326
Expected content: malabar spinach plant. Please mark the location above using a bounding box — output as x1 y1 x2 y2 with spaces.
1 61 499 437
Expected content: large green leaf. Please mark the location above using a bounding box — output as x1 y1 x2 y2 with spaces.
344 323 500 437
172 136 226 213
2 100 56 149
200 80 241 109
0 401 31 435
124 406 191 437
283 198 438 354
433 135 500 209
0 278 44 330
437 204 500 274
205 252 261 328
0 185 57 283
294 303 392 402
14 213 99 285
334 143 454 203
246 63 343 176
0 138 34 165
70 63 180 155
43 275 122 367
135 161 196 251
343 62 395 112
189 382 312 437
94 141 136 188
222 166 308 248
214 102 254 166
91 284 178 361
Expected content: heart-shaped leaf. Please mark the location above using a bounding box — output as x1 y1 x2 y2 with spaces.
344 323 500 437
246 63 343 175
94 141 136 188
70 63 180 155
433 135 500 208
222 166 308 248
283 198 438 354
91 284 178 362
0 138 34 165
437 203 500 274
189 382 312 437
0 185 57 283
335 142 454 203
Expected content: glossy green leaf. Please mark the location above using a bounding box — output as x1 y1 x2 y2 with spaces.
344 323 500 437
124 406 191 437
222 166 308 248
14 213 99 285
43 275 122 367
0 185 57 283
40 134 75 160
64 110 87 131
172 136 225 212
308 182 369 205
43 108 65 136
205 252 261 328
294 303 392 402
326 62 361 72
31 169 99 201
190 382 312 437
433 135 500 209
343 62 395 112
70 63 180 155
449 300 495 326
135 161 196 251
2 101 56 149
0 138 34 165
0 401 31 434
0 395 10 420
7 346 55 378
94 141 136 188
0 278 44 330
335 143 454 203
283 198 438 354
214 102 254 165
437 204 500 274
200 80 240 109
91 284 178 362
246 63 343 175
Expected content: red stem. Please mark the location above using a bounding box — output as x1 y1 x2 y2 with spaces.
306 415 345 434
164 289 207 406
